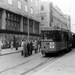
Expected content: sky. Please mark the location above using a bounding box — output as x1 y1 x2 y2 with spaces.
41 0 75 33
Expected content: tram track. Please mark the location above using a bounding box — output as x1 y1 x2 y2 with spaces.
0 57 52 75
23 51 73 75
21 54 66 75
0 53 65 75
0 53 42 74
21 57 52 75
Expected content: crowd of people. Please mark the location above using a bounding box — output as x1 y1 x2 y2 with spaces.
21 39 41 57
0 38 41 56
0 37 19 54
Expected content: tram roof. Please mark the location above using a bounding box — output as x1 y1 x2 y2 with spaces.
41 27 71 33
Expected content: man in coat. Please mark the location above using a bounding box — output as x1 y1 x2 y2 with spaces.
23 40 28 57
30 40 33 55
27 41 31 56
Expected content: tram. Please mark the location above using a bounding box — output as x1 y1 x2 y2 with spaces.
40 27 72 56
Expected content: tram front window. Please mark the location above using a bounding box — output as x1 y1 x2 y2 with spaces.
41 31 62 41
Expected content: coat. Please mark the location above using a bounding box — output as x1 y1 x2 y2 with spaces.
33 41 38 50
23 42 28 56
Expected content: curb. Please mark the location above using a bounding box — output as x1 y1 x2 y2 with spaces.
0 50 22 56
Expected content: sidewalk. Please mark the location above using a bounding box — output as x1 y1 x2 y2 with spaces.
34 50 75 75
0 47 23 56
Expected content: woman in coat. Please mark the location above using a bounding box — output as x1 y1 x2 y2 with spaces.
23 40 28 57
34 40 38 53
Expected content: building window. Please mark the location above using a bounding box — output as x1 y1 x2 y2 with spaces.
35 21 39 34
8 0 12 5
30 7 34 15
36 11 39 17
6 11 20 31
29 19 33 33
36 0 38 6
23 17 28 32
36 11 38 15
41 5 44 10
31 0 33 3
24 5 28 12
18 1 22 9
41 17 44 20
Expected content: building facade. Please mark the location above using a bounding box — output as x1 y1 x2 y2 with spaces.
0 0 41 48
64 15 71 31
40 1 71 31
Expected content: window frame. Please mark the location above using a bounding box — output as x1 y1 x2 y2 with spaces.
23 17 28 32
18 0 22 10
41 5 44 10
8 0 12 5
24 5 28 12
35 21 39 34
42 31 62 42
36 0 38 6
6 11 20 30
30 7 34 15
41 17 44 20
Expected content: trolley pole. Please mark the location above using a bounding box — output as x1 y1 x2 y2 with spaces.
28 18 29 41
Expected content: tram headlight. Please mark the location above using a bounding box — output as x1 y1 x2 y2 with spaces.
49 42 54 48
50 45 54 48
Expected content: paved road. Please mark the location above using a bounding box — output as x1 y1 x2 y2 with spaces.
0 52 45 75
0 50 61 75
33 49 75 75
0 48 74 75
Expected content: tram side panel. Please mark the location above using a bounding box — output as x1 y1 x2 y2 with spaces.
41 41 67 54
41 41 56 54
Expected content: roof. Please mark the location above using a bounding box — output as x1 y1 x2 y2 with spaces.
41 27 72 33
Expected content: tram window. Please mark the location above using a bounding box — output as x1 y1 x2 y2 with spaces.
54 31 62 41
42 31 62 41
